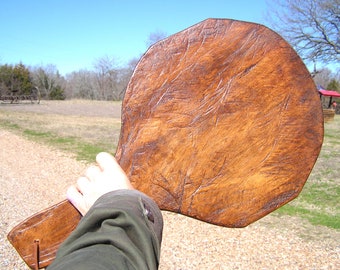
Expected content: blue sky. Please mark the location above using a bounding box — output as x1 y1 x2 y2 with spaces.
1 0 271 75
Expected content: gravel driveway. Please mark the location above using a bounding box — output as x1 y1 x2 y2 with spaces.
1 102 339 269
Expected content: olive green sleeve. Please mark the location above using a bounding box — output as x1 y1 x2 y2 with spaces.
48 189 163 270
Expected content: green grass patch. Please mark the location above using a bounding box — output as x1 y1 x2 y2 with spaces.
23 129 52 138
75 143 109 162
0 119 112 163
276 204 340 229
22 128 110 162
274 175 339 230
324 133 338 139
300 183 339 208
1 119 21 130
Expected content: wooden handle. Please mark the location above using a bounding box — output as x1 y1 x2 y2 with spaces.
7 200 81 269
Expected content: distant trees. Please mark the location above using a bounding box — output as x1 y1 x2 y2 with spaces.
0 56 138 101
0 63 65 100
0 30 169 101
64 56 137 100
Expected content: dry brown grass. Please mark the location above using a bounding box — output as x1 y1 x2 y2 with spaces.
0 100 122 155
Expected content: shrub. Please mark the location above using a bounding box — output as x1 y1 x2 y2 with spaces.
49 85 66 100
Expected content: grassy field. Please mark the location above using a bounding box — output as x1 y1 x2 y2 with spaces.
0 101 339 230
0 103 121 161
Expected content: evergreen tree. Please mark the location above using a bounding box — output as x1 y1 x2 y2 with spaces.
0 63 33 95
13 63 33 94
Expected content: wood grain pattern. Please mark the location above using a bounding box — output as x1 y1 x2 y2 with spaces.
115 18 323 227
7 200 80 269
7 18 323 269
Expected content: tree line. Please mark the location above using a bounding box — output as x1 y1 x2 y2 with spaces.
1 60 338 103
0 56 140 101
0 31 165 101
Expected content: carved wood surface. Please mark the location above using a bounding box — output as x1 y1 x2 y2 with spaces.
7 200 81 269
115 18 323 227
7 18 323 269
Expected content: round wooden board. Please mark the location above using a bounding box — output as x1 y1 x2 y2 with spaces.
115 18 323 227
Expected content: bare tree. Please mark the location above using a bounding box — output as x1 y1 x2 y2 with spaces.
30 64 65 99
65 70 97 99
313 67 334 88
93 56 122 100
267 0 339 68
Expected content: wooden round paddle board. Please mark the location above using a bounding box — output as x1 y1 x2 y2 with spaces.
116 18 323 227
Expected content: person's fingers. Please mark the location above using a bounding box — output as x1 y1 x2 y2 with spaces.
76 176 91 195
96 152 134 189
96 152 123 173
66 152 135 216
67 185 86 216
85 165 101 181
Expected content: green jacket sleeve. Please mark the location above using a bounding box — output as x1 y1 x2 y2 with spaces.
47 189 163 270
